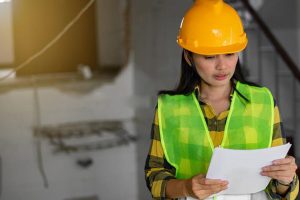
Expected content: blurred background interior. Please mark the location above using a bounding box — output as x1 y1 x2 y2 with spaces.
0 0 299 199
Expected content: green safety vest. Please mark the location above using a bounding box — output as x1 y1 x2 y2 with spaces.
158 82 274 179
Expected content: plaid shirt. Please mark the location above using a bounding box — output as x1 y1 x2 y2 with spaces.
145 89 299 200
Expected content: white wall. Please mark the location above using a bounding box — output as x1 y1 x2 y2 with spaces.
0 63 138 200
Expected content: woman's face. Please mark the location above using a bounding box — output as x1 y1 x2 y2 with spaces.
191 53 239 87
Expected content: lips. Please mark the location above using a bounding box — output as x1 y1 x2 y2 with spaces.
214 74 228 81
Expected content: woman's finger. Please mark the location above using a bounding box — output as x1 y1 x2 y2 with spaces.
261 171 292 179
272 156 295 165
195 184 228 199
199 182 228 190
262 163 297 172
198 178 227 186
191 177 228 199
261 171 294 183
261 170 294 177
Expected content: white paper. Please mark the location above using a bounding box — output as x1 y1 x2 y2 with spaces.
206 143 291 195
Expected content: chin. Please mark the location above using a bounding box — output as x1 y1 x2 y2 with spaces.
211 80 231 87
201 78 231 88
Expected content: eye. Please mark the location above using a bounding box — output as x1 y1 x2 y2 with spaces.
204 55 216 60
226 53 235 57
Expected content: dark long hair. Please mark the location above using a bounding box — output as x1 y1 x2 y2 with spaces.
158 50 259 102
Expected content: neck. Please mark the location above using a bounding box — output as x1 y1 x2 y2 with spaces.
199 81 232 101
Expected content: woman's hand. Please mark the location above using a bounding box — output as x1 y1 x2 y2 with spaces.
261 156 298 185
184 174 228 200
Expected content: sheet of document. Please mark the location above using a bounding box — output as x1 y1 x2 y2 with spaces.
206 143 291 195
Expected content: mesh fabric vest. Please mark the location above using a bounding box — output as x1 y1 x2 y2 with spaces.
158 82 274 179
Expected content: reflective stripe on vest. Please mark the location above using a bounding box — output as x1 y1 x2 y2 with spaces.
158 82 274 179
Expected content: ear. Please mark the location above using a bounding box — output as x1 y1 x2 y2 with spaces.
183 50 192 66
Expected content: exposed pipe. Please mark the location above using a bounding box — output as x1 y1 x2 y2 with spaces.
32 77 49 188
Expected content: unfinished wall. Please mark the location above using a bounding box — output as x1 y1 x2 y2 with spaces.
95 0 128 68
0 63 138 200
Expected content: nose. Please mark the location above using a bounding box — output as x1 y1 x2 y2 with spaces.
215 55 227 70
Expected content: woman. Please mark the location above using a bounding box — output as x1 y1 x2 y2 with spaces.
145 0 299 199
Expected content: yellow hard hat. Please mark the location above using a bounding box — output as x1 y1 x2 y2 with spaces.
177 0 248 55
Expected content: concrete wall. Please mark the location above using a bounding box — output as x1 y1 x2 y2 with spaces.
258 1 299 158
295 0 300 164
0 1 14 65
0 0 137 199
259 0 297 30
95 0 128 68
0 63 138 200
245 28 298 126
